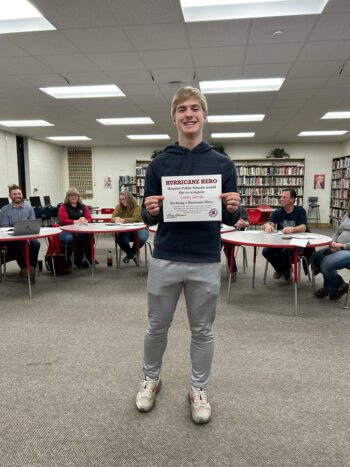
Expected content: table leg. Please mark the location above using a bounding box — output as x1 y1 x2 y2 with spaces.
293 248 298 316
227 245 236 303
90 233 95 285
24 240 32 299
252 246 257 289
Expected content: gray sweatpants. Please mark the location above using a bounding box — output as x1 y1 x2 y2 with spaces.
143 258 221 388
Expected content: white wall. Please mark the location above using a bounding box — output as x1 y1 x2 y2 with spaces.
85 146 160 208
226 143 341 224
0 130 18 198
341 139 350 156
25 138 67 206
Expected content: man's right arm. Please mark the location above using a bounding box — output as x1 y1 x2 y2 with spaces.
141 163 163 226
0 206 10 227
264 212 276 233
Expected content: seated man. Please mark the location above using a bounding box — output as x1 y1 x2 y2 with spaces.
263 188 307 282
311 204 350 300
224 206 249 282
0 184 40 284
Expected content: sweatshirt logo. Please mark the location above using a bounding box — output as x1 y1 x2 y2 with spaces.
209 208 219 218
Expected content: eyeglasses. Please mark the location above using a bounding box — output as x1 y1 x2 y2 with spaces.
69 194 79 197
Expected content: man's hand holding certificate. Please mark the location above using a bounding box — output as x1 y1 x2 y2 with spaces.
161 175 222 222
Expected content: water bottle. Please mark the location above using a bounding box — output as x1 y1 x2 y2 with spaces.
107 250 113 266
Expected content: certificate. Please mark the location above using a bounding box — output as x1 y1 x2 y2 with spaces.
161 175 222 222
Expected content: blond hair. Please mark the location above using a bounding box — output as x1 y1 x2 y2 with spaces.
171 86 208 119
64 187 82 204
119 191 137 212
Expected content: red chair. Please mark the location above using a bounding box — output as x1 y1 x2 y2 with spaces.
100 208 114 214
246 208 265 228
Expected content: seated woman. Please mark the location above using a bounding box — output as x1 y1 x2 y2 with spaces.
58 187 92 269
112 191 149 266
311 205 350 300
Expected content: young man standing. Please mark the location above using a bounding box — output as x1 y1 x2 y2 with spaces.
263 188 307 282
136 86 240 424
0 184 40 284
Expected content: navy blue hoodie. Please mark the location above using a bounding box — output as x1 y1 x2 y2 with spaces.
142 141 239 263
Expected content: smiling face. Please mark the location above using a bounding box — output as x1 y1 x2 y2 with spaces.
173 97 207 145
9 188 23 205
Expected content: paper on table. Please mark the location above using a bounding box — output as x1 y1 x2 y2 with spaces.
290 238 309 247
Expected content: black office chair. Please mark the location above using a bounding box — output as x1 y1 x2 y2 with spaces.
308 197 321 226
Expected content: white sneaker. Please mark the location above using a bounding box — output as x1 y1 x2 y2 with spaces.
136 378 161 413
122 256 130 264
188 387 211 424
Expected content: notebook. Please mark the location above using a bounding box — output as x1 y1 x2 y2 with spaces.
9 219 41 236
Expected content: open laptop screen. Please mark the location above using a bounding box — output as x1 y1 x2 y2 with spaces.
0 197 9 209
29 196 42 207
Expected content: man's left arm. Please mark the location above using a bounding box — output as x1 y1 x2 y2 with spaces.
29 207 36 220
293 207 307 233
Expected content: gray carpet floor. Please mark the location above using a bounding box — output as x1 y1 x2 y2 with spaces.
1 228 349 467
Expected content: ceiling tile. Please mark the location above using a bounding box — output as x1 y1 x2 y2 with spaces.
298 40 350 61
9 31 80 55
88 52 145 71
38 54 99 73
186 20 249 47
249 16 317 44
246 43 303 64
63 27 133 53
139 49 193 69
192 46 245 67
107 0 183 25
289 60 343 77
123 23 189 50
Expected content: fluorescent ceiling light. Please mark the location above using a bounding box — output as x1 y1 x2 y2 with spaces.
211 132 255 138
298 131 348 136
0 0 55 34
208 114 265 123
200 78 284 94
40 85 125 99
180 0 329 22
0 120 53 127
97 117 154 125
321 112 350 119
47 136 91 141
127 134 170 141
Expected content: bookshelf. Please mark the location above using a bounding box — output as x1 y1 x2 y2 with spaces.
234 159 304 207
330 156 350 227
119 175 136 195
135 160 150 205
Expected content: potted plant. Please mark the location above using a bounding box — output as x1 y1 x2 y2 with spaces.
267 148 290 159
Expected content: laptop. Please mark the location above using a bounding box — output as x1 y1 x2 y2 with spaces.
0 197 9 209
29 196 42 208
9 219 42 236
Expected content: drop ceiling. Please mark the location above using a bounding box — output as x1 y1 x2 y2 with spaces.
0 0 350 146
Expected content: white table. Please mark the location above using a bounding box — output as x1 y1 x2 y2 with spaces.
60 223 147 283
221 230 332 315
0 227 62 298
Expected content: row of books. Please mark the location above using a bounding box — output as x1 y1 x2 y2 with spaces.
236 166 304 176
238 176 303 186
241 187 303 196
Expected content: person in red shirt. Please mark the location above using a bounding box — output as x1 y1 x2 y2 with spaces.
58 187 92 269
